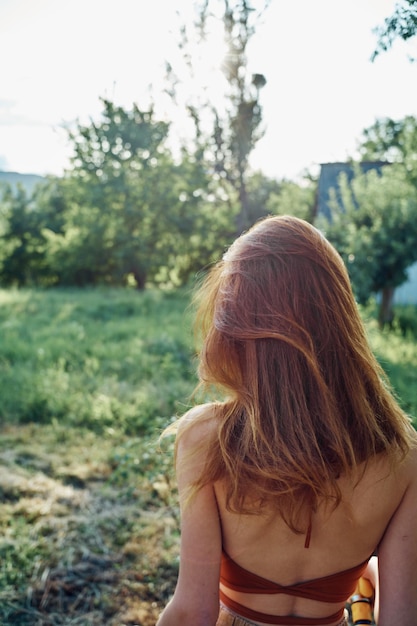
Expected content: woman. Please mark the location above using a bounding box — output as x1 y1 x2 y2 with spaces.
157 216 417 626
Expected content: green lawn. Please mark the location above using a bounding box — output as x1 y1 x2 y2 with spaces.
0 288 415 625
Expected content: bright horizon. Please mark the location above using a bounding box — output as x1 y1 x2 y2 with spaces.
1 0 416 181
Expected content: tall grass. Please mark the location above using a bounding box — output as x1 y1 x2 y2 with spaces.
0 288 415 625
0 287 197 434
362 303 417 423
0 289 415 430
0 287 197 625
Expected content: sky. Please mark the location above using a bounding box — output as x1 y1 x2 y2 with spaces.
0 0 416 181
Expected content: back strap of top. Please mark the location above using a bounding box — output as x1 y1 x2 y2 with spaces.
220 551 369 603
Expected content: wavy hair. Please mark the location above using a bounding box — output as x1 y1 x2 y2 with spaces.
176 215 415 532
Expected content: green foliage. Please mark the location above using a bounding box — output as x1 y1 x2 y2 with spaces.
364 303 417 417
0 287 415 429
351 116 417 325
358 116 417 186
233 171 283 224
319 164 417 306
0 288 196 434
69 99 169 176
372 0 417 58
0 100 236 289
0 186 46 286
62 100 180 287
267 178 316 222
0 288 415 624
0 529 49 592
393 304 417 338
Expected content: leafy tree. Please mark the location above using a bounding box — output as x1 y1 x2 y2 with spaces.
50 100 204 287
358 116 417 186
168 0 269 235
319 164 417 327
0 96 256 288
0 175 77 286
64 99 172 287
157 147 236 284
33 177 68 237
267 178 316 222
372 0 417 59
0 185 47 286
228 170 280 224
43 99 230 288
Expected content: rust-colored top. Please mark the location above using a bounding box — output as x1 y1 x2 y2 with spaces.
220 551 369 625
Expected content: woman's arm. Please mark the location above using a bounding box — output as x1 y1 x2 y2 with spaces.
376 449 417 626
157 408 222 626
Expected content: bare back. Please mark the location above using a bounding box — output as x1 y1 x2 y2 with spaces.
158 404 417 626
216 450 414 623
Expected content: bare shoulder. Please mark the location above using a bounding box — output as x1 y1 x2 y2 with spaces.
402 441 417 476
177 403 221 456
391 442 417 491
174 403 221 509
177 402 220 448
400 443 417 503
366 440 417 491
388 443 417 513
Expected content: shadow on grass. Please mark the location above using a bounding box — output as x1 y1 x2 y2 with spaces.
2 554 178 626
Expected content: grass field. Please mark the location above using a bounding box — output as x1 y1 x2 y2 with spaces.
0 288 416 625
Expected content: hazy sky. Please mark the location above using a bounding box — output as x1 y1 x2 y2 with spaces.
1 0 416 180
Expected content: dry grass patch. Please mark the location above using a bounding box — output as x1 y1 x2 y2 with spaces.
0 424 179 625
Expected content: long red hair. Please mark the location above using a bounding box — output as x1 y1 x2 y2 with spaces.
177 216 415 531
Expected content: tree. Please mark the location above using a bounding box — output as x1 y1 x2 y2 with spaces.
65 99 171 287
266 177 316 222
0 184 47 286
0 99 238 288
372 0 417 59
358 116 417 186
34 177 68 237
53 99 208 288
168 0 269 235
319 164 417 327
229 170 280 224
42 99 230 288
